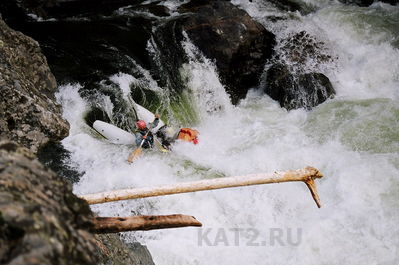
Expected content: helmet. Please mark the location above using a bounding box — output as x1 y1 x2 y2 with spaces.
136 120 147 130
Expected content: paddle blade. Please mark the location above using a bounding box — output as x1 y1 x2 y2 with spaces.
127 147 142 163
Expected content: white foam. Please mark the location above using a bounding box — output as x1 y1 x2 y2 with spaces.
57 2 399 264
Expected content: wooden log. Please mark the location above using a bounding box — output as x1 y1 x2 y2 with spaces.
81 167 323 207
92 214 202 233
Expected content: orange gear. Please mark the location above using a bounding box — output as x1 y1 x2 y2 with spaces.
177 128 199 144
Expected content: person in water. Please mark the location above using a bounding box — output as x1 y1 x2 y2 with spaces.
156 125 199 148
135 114 160 149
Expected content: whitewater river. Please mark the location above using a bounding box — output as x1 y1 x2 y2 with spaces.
56 1 399 264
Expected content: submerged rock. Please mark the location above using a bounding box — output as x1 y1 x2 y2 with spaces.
264 64 335 110
0 19 69 153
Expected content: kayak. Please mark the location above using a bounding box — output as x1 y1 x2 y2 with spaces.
93 120 136 145
93 104 165 145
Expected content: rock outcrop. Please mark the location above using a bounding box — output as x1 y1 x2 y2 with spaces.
0 19 154 265
264 64 335 110
152 0 276 104
2 0 276 106
0 141 155 265
263 31 335 110
178 0 276 104
0 19 69 153
0 141 98 264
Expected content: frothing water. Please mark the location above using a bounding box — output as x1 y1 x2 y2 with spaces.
56 1 399 264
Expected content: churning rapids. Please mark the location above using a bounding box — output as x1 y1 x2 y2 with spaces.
53 0 399 264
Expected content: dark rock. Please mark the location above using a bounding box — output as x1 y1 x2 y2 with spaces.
262 30 336 110
264 63 335 110
7 15 154 132
98 235 155 265
0 19 69 153
138 1 170 17
178 0 276 104
266 0 302 12
37 141 83 184
0 140 155 265
0 17 154 265
0 140 98 264
149 19 188 96
338 0 374 6
0 0 143 21
11 16 153 85
276 31 334 73
381 0 399 5
84 107 112 128
338 0 398 6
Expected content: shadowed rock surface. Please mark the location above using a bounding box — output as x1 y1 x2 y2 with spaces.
0 19 69 153
0 0 142 20
0 141 155 265
0 18 154 265
2 0 276 106
0 141 98 264
178 0 276 104
151 0 276 104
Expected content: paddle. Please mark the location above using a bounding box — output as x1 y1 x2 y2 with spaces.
127 114 162 163
127 129 151 163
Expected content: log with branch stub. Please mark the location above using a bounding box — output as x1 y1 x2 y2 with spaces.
81 167 324 208
92 214 202 233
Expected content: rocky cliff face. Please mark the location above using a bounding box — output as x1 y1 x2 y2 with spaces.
0 141 155 265
0 18 154 265
0 141 98 264
0 19 69 153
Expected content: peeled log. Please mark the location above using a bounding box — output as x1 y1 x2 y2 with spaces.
81 167 323 208
92 214 202 233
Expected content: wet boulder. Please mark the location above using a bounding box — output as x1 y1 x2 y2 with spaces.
263 31 336 110
264 63 335 110
276 31 334 72
0 19 69 153
177 0 276 104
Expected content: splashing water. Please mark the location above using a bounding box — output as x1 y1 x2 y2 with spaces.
56 1 399 264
